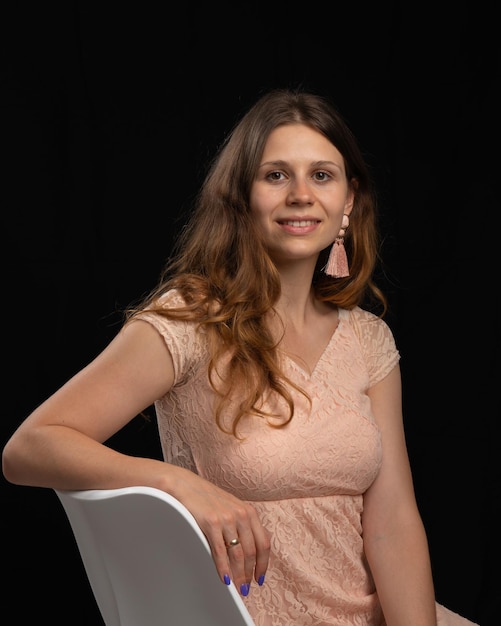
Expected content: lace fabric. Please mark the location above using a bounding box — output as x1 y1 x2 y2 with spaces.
137 290 477 625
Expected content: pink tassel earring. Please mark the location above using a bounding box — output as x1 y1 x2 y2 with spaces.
324 214 350 278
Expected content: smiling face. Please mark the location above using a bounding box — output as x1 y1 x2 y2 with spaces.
249 123 354 271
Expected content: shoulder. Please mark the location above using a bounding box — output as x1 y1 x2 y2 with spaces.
340 306 400 386
341 305 393 340
134 289 188 330
150 288 187 309
136 288 201 336
135 289 208 382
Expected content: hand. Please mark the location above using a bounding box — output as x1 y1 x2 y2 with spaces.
172 471 271 595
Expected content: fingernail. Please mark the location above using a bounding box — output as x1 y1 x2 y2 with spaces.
258 574 265 586
224 574 231 585
240 582 250 596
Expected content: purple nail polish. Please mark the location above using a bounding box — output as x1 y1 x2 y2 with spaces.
240 582 250 596
224 574 231 585
258 574 265 586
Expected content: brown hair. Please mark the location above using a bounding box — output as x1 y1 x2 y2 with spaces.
129 88 386 435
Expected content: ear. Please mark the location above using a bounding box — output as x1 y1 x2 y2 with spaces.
344 183 356 216
345 176 359 216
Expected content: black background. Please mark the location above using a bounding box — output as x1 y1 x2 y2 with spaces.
2 2 499 624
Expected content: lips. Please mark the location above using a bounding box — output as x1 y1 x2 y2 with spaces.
279 220 319 227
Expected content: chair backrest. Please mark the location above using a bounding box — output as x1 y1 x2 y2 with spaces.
55 486 255 626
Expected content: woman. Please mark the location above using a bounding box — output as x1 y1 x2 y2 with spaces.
2 89 477 625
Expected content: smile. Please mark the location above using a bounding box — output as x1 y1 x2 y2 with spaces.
280 220 319 227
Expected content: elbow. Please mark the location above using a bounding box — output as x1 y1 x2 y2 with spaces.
2 435 29 485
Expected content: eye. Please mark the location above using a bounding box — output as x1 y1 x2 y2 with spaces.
312 170 332 182
266 170 286 182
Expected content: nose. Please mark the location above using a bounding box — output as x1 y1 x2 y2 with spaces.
287 177 313 205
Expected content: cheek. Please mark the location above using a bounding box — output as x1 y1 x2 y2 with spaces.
249 188 272 219
248 187 259 214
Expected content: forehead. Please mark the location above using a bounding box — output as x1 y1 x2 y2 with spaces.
262 123 344 164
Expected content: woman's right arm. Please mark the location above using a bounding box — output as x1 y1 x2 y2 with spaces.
3 319 178 490
2 319 270 592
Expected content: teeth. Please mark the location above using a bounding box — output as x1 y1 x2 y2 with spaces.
284 220 316 227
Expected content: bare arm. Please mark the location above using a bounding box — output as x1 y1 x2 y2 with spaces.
2 319 270 592
362 364 437 626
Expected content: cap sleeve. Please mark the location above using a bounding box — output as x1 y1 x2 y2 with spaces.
135 289 208 386
344 306 400 386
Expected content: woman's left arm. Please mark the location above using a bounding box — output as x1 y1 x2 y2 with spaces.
363 364 437 626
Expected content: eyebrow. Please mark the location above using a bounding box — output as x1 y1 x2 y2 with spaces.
258 159 344 172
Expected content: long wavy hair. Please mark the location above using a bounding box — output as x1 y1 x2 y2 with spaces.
128 88 386 436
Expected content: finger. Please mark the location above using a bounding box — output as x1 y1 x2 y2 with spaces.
251 522 271 586
210 532 238 586
230 510 271 593
224 533 251 595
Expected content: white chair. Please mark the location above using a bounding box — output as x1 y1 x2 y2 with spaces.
55 485 255 626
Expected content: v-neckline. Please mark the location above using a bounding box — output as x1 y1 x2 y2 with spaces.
281 314 342 379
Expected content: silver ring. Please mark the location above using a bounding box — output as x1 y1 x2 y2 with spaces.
226 538 240 548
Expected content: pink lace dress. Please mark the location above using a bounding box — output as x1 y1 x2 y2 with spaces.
138 290 477 626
